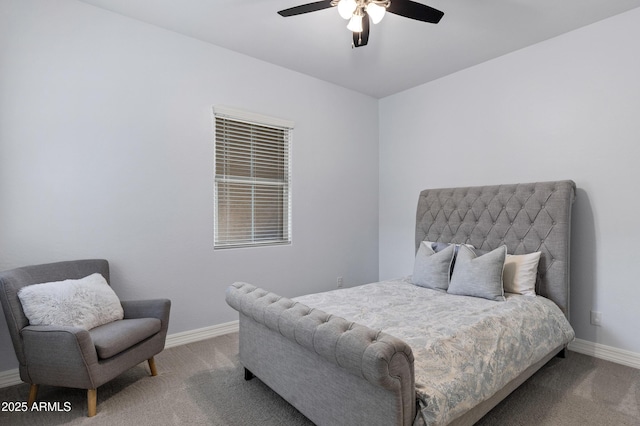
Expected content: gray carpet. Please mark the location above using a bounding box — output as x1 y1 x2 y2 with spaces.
0 332 638 425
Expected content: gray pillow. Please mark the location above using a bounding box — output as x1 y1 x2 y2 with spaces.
427 241 480 277
448 245 507 301
411 242 455 291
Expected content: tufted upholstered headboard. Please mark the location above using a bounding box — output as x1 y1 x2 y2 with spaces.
415 180 576 318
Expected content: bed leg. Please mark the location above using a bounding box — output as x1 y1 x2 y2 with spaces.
244 368 254 381
556 348 567 358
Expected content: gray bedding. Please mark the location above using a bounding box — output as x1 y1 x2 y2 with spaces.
295 278 575 426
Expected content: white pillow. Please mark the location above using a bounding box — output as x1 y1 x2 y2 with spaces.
503 252 541 296
18 273 124 330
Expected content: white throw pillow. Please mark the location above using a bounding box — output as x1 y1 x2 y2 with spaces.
503 252 541 296
18 273 124 330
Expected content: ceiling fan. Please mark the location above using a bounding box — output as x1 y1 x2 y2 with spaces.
277 0 444 48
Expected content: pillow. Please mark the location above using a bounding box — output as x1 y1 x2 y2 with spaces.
427 241 476 254
424 241 478 276
503 252 541 296
411 242 455 291
448 245 507 301
18 273 124 330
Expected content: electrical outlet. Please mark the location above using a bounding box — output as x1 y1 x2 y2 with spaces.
590 311 602 326
337 276 343 288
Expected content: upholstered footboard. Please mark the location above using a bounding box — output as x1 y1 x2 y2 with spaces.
226 282 416 426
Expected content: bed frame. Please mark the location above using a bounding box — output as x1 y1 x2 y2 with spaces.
226 180 576 426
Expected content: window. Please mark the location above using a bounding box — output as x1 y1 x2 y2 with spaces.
213 107 293 249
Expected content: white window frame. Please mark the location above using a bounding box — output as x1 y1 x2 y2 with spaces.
213 106 294 249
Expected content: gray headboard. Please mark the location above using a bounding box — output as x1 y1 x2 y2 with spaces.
415 180 576 317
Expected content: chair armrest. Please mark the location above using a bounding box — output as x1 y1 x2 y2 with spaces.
22 325 97 360
21 325 99 388
121 299 171 328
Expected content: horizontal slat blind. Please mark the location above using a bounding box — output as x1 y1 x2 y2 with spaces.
214 108 292 249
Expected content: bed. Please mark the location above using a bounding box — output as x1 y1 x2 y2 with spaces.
226 180 576 426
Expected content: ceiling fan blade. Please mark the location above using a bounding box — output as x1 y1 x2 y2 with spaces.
387 0 444 24
278 0 334 17
352 12 370 48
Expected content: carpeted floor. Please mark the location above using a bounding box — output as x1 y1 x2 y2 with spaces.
0 332 638 425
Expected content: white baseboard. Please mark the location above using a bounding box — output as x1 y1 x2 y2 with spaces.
0 367 21 388
164 320 238 348
0 320 239 389
568 338 640 369
1 328 636 389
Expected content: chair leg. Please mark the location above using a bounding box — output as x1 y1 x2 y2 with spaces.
28 384 39 406
87 389 97 417
148 357 158 376
244 368 254 381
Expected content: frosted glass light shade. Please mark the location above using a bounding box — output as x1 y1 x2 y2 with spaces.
337 0 357 19
347 14 363 32
366 2 386 24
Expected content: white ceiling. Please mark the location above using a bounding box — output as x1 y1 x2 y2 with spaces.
78 0 640 98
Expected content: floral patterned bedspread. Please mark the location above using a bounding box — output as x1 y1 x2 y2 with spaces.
294 277 575 426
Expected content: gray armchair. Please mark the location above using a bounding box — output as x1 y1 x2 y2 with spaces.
0 259 171 417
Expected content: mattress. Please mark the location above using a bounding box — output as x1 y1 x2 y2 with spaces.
294 277 575 426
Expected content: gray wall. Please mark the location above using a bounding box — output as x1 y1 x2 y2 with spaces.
379 8 640 354
0 0 380 371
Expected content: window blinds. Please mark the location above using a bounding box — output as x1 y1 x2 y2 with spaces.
213 108 293 249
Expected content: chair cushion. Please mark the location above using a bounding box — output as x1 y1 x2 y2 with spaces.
90 318 161 359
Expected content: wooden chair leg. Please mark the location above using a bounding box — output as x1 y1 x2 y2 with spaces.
148 357 158 376
28 384 39 406
87 389 97 417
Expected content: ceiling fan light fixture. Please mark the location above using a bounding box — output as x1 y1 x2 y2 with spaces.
365 2 386 24
346 13 363 32
337 0 357 19
278 0 444 48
